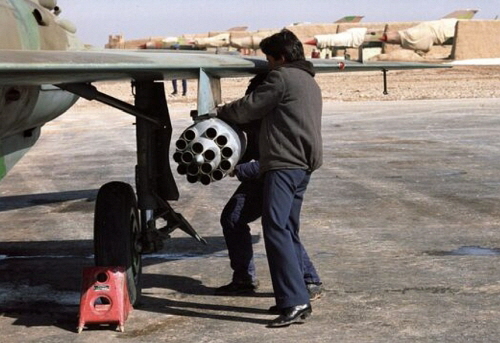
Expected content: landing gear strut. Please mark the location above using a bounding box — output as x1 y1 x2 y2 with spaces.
63 81 205 305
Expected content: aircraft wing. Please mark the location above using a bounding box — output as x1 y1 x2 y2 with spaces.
0 49 264 86
0 49 448 86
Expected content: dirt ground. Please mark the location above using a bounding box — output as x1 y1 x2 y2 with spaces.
73 66 500 113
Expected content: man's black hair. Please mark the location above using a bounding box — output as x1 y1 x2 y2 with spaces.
259 29 305 62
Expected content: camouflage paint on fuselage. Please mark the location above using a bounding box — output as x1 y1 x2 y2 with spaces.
0 0 40 50
1 0 76 50
0 0 81 181
0 156 6 179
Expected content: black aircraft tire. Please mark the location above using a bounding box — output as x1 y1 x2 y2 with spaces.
94 181 142 306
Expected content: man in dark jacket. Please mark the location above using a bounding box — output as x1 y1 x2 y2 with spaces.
216 74 323 302
217 29 323 327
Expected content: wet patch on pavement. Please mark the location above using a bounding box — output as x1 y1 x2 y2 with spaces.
425 246 500 256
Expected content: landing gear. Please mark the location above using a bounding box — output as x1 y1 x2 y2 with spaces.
78 81 204 307
94 181 142 306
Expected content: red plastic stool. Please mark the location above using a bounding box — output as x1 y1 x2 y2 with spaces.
77 266 133 333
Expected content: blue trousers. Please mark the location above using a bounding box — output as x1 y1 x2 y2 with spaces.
262 169 312 308
220 175 320 287
220 180 261 283
172 79 187 94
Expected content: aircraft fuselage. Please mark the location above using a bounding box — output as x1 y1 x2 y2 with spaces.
0 0 82 178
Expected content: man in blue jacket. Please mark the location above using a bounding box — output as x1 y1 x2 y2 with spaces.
217 29 323 327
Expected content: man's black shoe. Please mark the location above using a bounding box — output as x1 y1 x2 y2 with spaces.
267 303 312 327
268 282 323 313
268 305 280 314
214 280 259 295
268 282 323 314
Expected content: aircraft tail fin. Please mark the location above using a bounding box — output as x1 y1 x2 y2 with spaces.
227 26 248 32
335 16 364 23
442 9 478 19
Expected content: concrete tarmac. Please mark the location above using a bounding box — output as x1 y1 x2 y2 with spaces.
1 98 500 342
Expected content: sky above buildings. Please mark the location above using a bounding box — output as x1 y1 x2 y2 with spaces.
57 0 498 47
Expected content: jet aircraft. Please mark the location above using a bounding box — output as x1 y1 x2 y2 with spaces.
138 27 249 50
0 0 449 305
187 16 364 51
305 9 478 51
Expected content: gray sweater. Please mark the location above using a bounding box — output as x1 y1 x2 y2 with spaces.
217 61 323 173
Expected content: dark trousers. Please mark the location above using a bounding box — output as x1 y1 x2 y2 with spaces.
172 79 187 94
262 169 311 308
220 177 320 285
220 181 261 283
